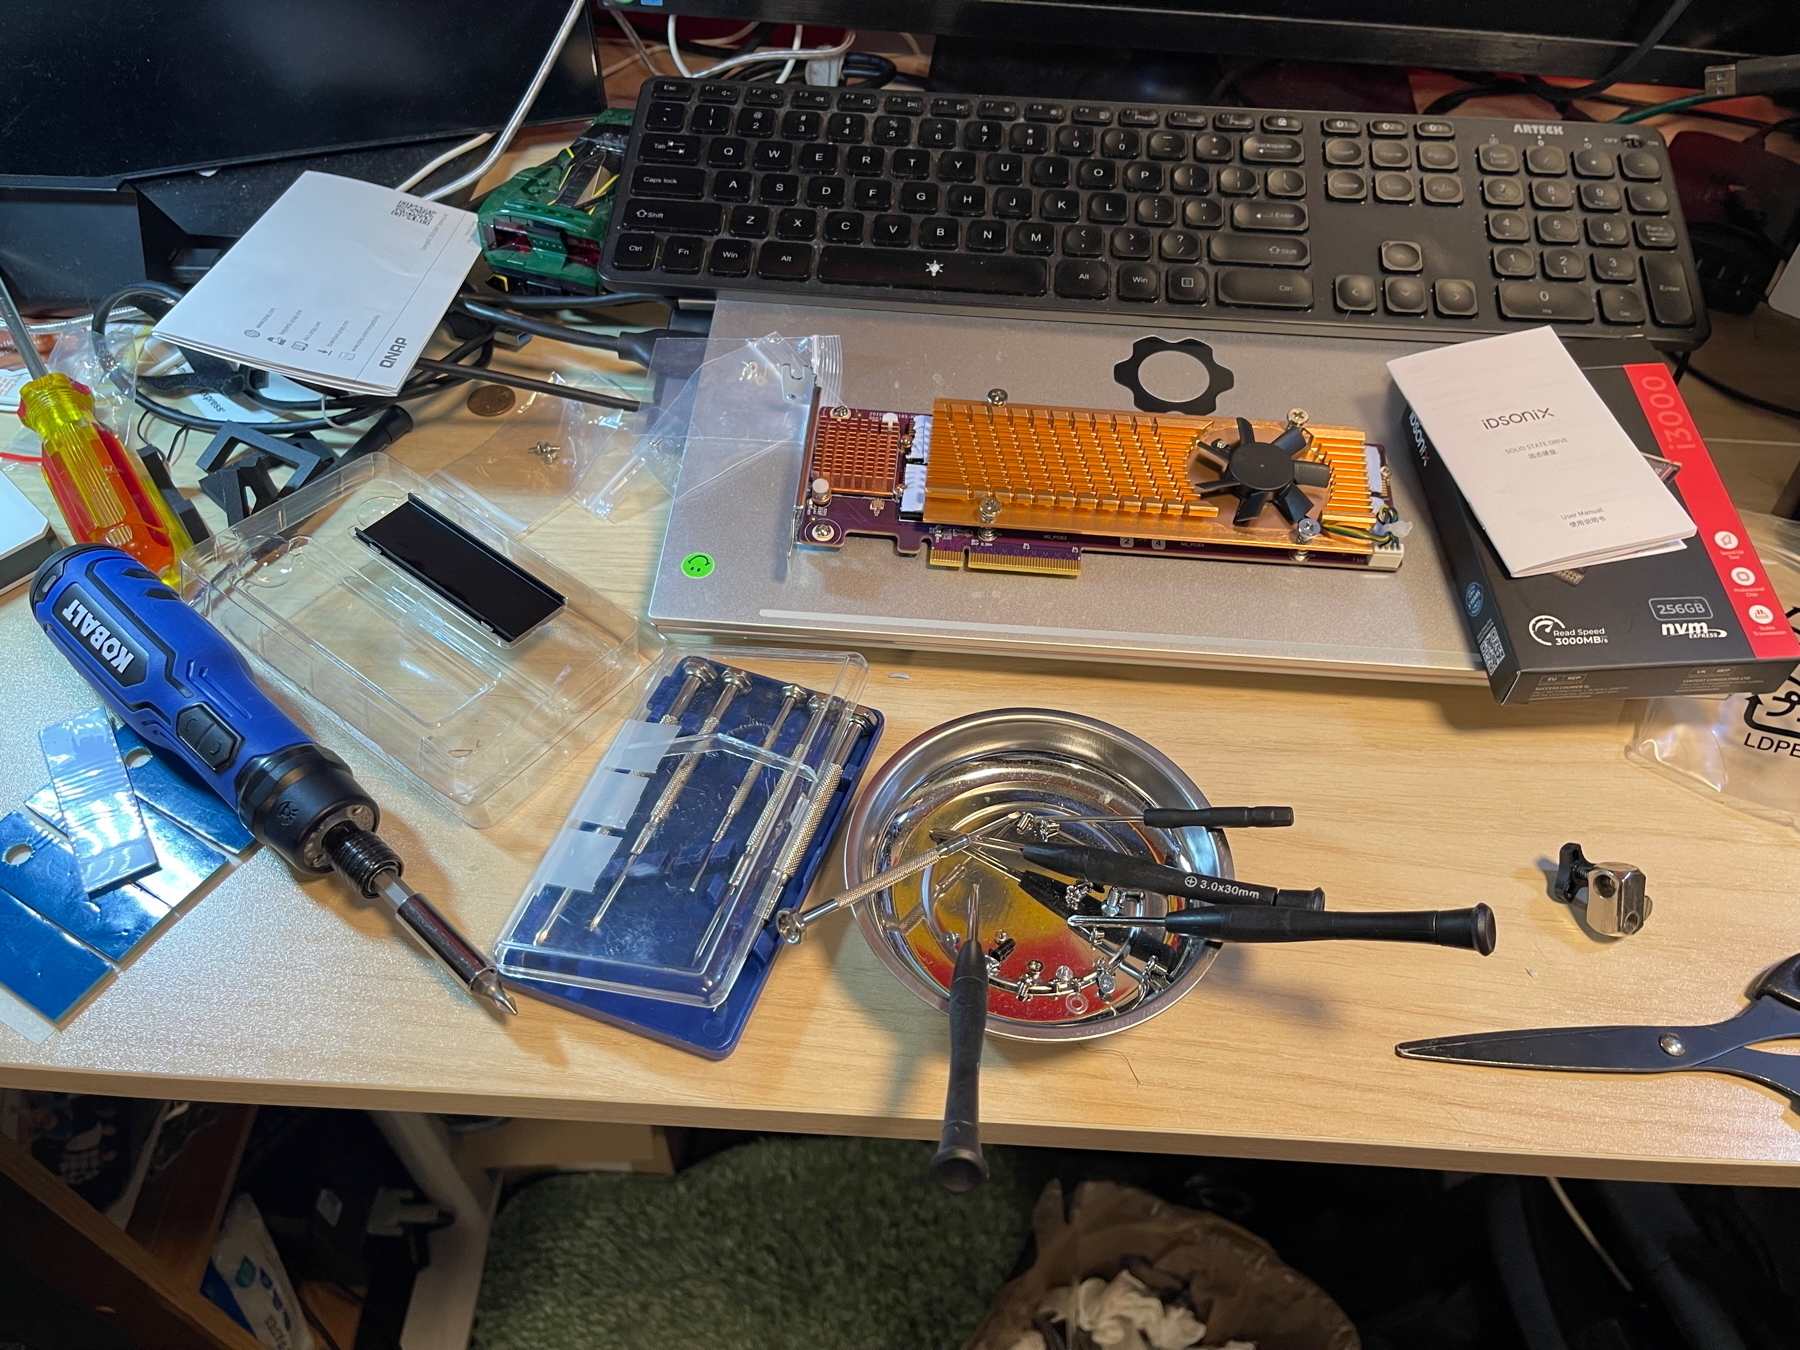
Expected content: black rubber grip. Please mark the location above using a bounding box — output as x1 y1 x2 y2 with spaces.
1020 841 1322 910
1158 903 1497 954
1140 806 1295 829
928 932 990 1193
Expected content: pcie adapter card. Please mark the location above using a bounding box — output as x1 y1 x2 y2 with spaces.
794 397 1404 577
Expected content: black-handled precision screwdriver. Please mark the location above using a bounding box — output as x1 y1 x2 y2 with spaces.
1016 840 1325 910
1046 805 1295 829
1070 903 1498 954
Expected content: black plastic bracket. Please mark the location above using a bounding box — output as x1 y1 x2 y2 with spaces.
1112 335 1236 416
197 421 337 489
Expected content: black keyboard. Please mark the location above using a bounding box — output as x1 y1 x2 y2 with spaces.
600 79 1708 349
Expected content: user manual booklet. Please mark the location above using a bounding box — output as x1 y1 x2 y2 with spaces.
1388 326 1695 577
151 171 481 397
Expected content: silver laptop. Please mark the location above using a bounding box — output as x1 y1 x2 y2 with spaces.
649 300 1482 684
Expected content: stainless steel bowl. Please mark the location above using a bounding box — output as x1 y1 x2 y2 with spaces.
844 709 1227 1042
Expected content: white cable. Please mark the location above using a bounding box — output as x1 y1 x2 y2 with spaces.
666 14 695 78
423 0 587 202
690 30 853 80
395 132 493 193
1547 1178 1635 1293
693 21 759 47
609 9 663 76
601 43 663 78
901 31 924 58
777 23 804 84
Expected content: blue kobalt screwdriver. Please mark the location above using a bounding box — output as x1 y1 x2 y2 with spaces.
29 545 517 1014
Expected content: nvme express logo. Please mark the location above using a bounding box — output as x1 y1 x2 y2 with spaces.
1528 614 1608 647
1650 596 1726 639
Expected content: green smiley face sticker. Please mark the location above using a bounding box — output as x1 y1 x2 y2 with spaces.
681 552 715 579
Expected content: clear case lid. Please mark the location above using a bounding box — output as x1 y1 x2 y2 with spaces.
180 454 661 827
494 645 870 1007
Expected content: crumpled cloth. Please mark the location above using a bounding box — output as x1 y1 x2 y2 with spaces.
1002 1270 1230 1350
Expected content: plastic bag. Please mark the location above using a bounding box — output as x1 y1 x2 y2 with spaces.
202 1193 314 1350
435 375 631 532
572 332 839 524
1627 512 1800 831
2 317 139 466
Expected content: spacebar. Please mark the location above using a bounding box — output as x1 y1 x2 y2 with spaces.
817 247 1048 295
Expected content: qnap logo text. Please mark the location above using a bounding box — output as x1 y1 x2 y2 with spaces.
1514 123 1564 135
1662 620 1728 639
1528 614 1609 647
57 593 140 676
378 336 408 370
1483 408 1553 429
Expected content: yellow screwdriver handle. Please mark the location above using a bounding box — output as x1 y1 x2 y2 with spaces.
18 373 192 584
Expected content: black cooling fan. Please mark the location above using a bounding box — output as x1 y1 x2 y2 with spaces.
1186 415 1331 537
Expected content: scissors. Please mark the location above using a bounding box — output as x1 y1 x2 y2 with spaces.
1397 953 1800 1110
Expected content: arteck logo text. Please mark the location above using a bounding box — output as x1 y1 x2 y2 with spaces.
1515 123 1564 135
54 587 147 683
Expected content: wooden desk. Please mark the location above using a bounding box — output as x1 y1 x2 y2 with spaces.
4 290 1800 1193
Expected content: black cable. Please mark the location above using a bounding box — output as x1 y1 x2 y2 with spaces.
1684 364 1800 420
1528 0 1695 104
456 297 624 351
411 357 638 409
1207 58 1277 107
1672 351 1691 383
92 284 368 435
842 52 897 87
1423 78 1535 116
461 289 667 309
92 282 501 435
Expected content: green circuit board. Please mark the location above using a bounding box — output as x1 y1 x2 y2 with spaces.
478 108 633 295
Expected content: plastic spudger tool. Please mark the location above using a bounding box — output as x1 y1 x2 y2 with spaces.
0 812 171 962
40 709 157 893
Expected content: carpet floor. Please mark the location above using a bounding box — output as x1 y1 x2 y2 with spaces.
473 1136 1036 1350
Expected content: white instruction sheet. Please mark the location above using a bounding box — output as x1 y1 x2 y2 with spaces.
152 171 480 397
1389 326 1695 577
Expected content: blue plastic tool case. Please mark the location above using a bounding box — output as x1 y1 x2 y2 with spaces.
494 647 878 1057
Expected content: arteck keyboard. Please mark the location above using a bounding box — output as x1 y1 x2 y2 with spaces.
597 79 1709 349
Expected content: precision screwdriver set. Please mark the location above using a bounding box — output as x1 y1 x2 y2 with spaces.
494 647 878 1054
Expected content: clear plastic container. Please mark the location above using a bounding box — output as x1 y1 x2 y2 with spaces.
179 454 659 826
494 645 871 1007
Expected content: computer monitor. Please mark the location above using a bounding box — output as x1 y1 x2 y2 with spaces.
0 0 605 308
1 0 601 186
629 1 1798 86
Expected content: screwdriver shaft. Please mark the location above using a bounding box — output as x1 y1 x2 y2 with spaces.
531 660 713 945
587 667 750 932
690 683 805 891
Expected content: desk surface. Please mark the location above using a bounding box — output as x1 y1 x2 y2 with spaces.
4 275 1800 1190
